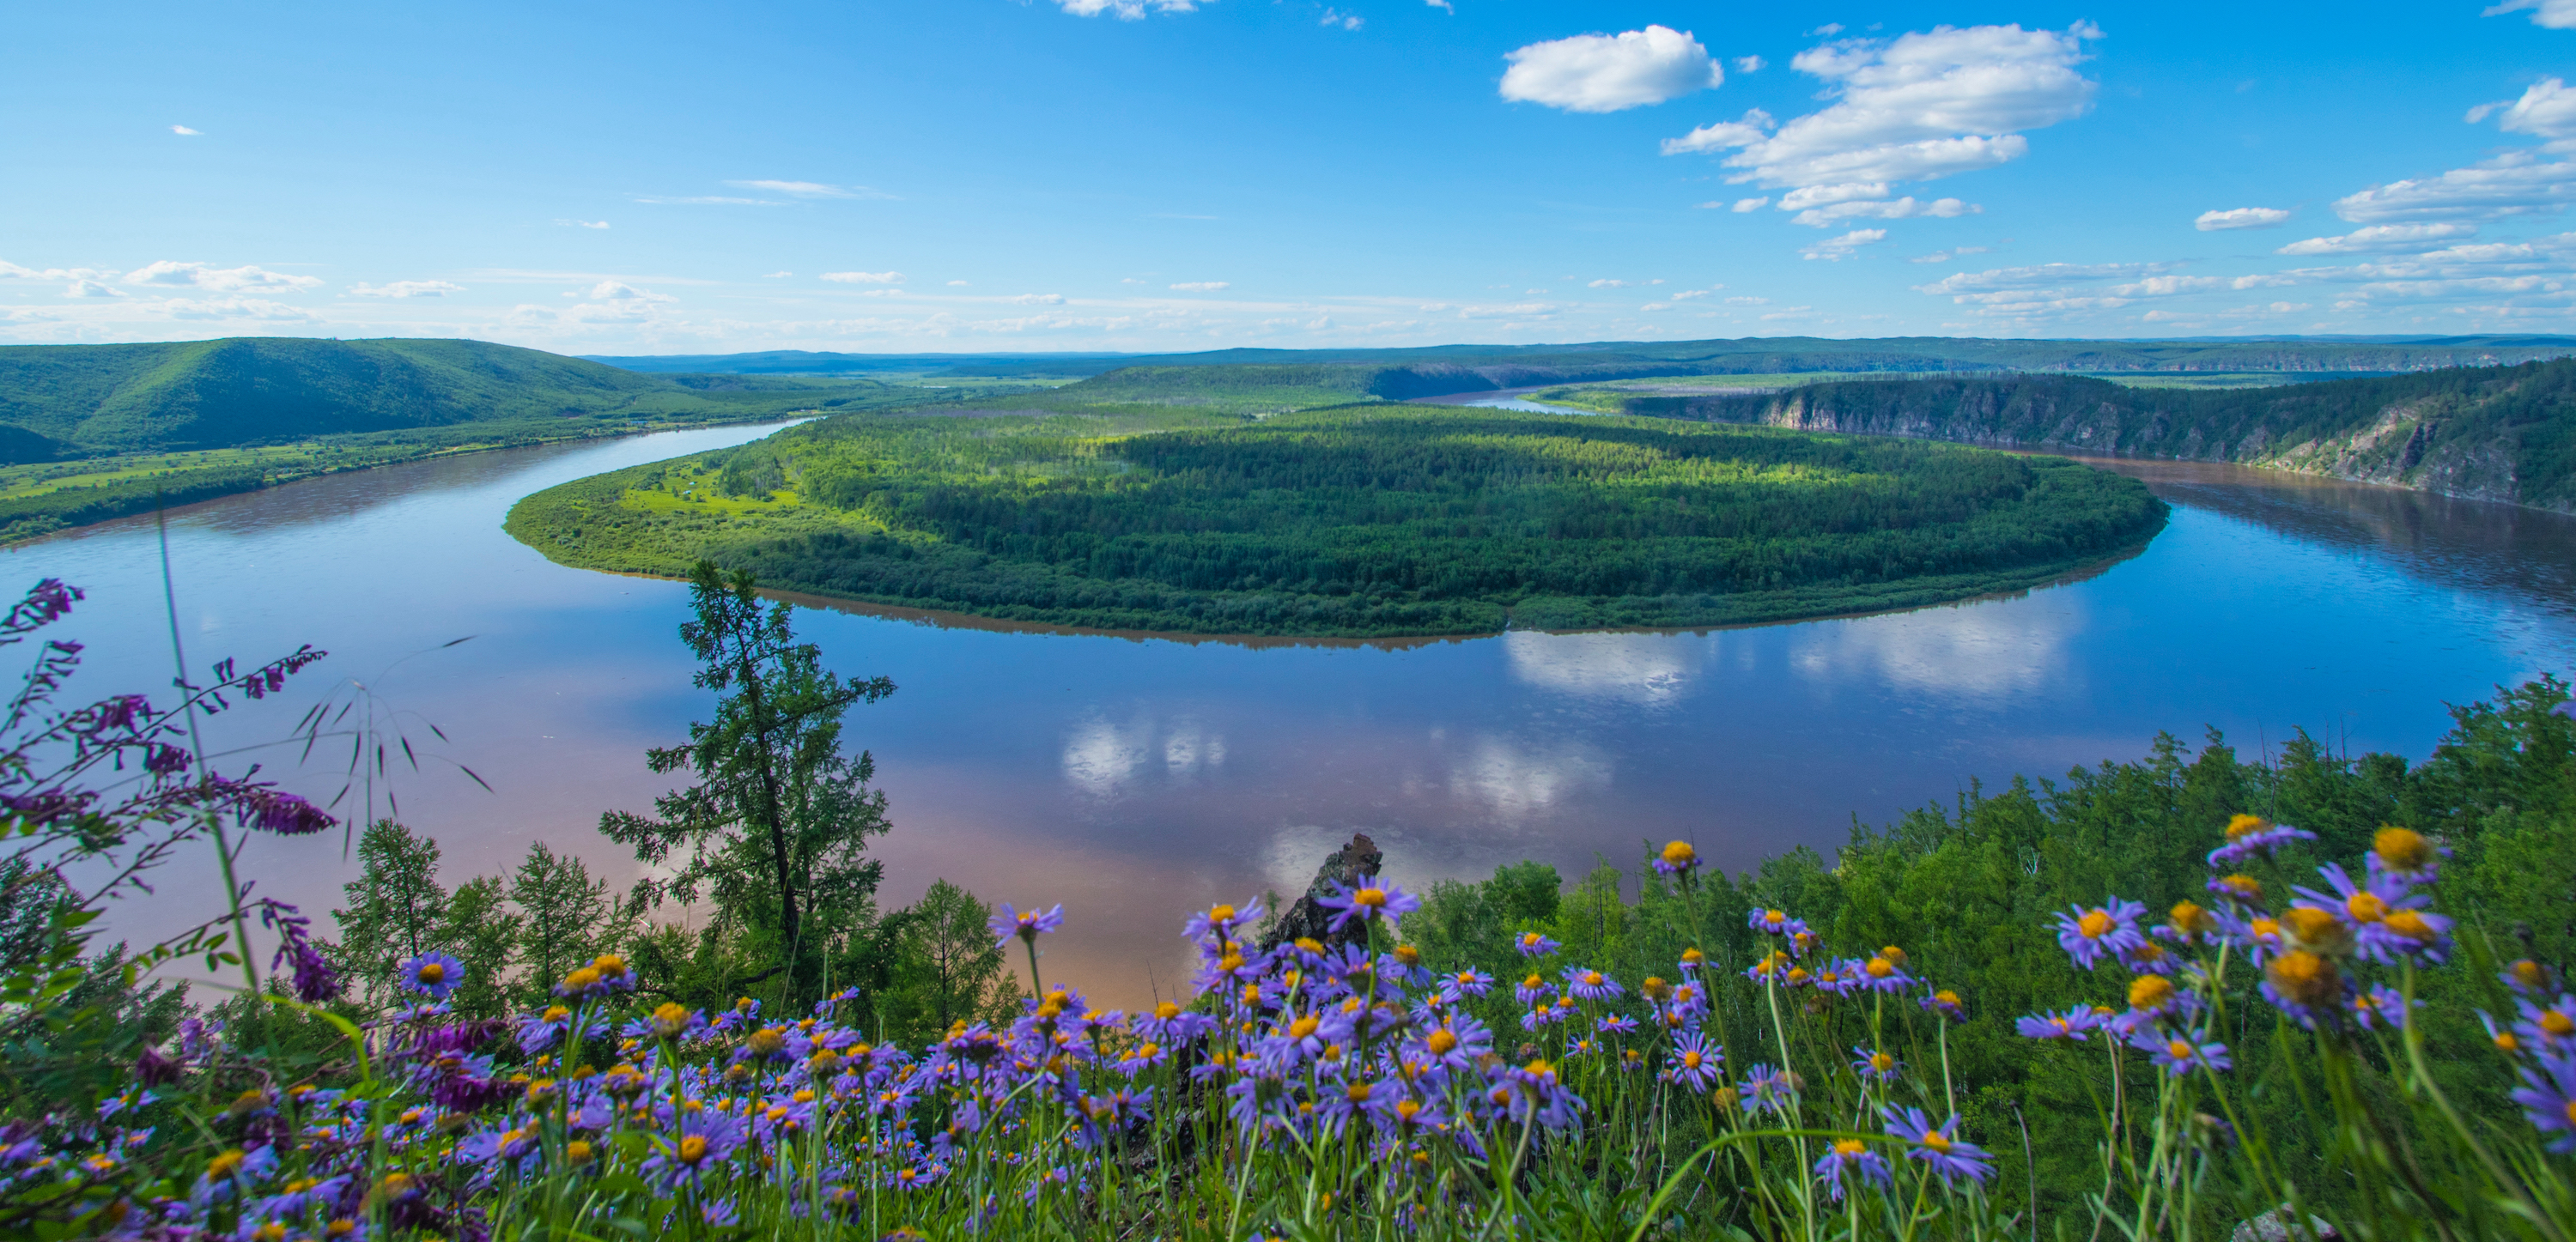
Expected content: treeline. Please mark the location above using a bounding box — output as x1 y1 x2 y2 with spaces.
1400 676 2576 1218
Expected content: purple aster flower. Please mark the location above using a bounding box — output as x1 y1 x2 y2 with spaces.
2294 863 2450 964
518 1004 575 1056
2509 1051 2576 1154
397 952 464 1001
989 903 1064 949
1182 899 1262 943
1813 1138 1892 1202
1316 1078 1398 1136
2205 814 2316 866
1881 1106 1994 1184
1850 1045 1901 1083
1504 1058 1585 1130
1596 1013 1638 1036
2350 984 2413 1032
1512 970 1555 1007
1313 875 1419 934
642 1110 749 1190
2369 827 2447 883
1560 966 1623 1002
1747 908 1802 936
1652 840 1701 876
2512 995 2576 1051
1920 989 1966 1021
2133 1029 2232 1077
1514 931 1561 958
457 1124 541 1168
1439 967 1495 1003
1663 1033 1723 1091
1413 1015 1491 1071
2053 898 2148 970
2016 1006 2109 1042
1741 1063 1796 1114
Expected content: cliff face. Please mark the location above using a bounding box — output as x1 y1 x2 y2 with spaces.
1656 362 2576 514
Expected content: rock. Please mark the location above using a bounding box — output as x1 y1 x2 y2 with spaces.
1262 833 1383 952
2230 1209 2340 1242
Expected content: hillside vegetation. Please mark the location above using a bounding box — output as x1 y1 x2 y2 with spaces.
507 404 2166 635
1534 357 2576 512
0 336 946 540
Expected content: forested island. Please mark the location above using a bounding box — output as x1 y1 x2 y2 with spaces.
505 404 2166 635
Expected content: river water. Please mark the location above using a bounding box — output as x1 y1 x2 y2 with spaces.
15 421 2576 1007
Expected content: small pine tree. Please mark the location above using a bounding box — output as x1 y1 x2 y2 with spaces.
328 821 450 1005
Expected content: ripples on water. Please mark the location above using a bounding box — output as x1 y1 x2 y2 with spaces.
15 423 2576 1005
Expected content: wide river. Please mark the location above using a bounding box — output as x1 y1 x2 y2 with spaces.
17 421 2576 1007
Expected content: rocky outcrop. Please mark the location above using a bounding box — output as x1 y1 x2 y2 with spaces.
1263 833 1384 953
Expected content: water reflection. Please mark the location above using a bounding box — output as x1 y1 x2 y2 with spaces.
13 433 2576 1009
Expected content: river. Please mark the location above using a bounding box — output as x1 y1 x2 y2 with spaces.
15 421 2576 1007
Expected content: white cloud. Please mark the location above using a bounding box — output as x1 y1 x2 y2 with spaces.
725 179 895 199
1662 23 2098 216
2107 275 2227 297
347 280 465 298
1799 227 1886 260
1170 281 1230 291
946 279 970 286
1455 302 1558 318
1915 261 2166 296
2334 153 2576 222
2195 206 2292 231
1732 197 1771 212
1735 55 1766 73
122 261 321 293
2485 0 2576 29
1788 194 1975 227
1056 0 1204 18
170 124 200 136
159 297 314 322
1589 278 1629 288
1499 26 1722 113
1810 23 1844 36
635 195 782 206
2276 223 2482 255
1908 245 1987 263
1725 295 1770 304
65 280 125 298
1426 0 1453 10
1321 7 1362 29
762 271 792 278
587 280 674 303
1006 294 1067 305
2476 77 2576 150
1669 288 1710 300
2 261 118 282
556 219 610 229
821 270 905 284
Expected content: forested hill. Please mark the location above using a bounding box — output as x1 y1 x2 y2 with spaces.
0 336 898 459
1547 359 2576 512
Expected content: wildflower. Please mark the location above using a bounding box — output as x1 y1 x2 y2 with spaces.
2350 984 2411 1031
1882 1106 1995 1184
990 902 1064 948
1414 1015 1491 1070
1921 989 1965 1021
1506 1058 1585 1130
1315 875 1419 934
2372 826 2445 881
2508 1051 2576 1154
1561 966 1621 1001
1860 953 1912 992
396 952 464 1001
2207 873 2264 906
648 1002 697 1040
1741 1063 1797 1113
2117 941 2179 976
2054 899 2148 969
2504 959 2556 997
1514 931 1560 958
1184 899 1261 941
2262 950 2346 1027
1440 968 1494 1003
2206 813 2316 866
518 1005 574 1055
1514 972 1553 1007
1596 1013 1638 1036
2294 863 2450 963
2016 1006 2107 1042
2485 1011 2524 1056
642 1111 749 1189
2280 906 2355 958
2156 900 2220 945
2136 1031 2232 1076
1812 1138 1892 1201
1653 839 1699 875
1850 1045 1900 1082
1748 908 1799 936
458 1124 539 1166
1664 1033 1723 1091
2513 996 2576 1050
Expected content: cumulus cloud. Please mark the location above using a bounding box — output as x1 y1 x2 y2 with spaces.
2107 275 2228 297
1735 55 1766 73
1499 26 1723 113
1170 281 1230 291
2334 153 2576 222
822 270 905 284
1908 245 1988 264
2275 223 2482 255
1321 7 1362 29
1663 23 2097 227
1056 0 1203 18
1005 294 1067 304
1426 0 1453 11
2474 77 2576 149
1799 228 1886 260
2485 0 2576 29
122 261 321 293
1669 288 1710 300
2 260 118 282
347 280 465 298
587 280 674 303
66 280 125 298
1589 278 1630 288
2195 207 2292 230
556 219 610 229
762 271 792 278
725 179 896 199
1915 262 2167 298
1788 194 1975 227
946 279 970 286
170 124 200 136
1731 197 1770 212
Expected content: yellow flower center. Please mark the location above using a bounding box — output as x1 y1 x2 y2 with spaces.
416 961 446 985
2512 960 2546 987
1523 972 1543 990
1583 971 1604 987
2385 911 2435 941
677 1136 710 1165
2543 1011 2575 1038
2168 1039 2194 1059
1661 840 1697 867
2169 901 2212 933
1396 1099 1421 1121
565 1141 593 1165
749 1027 787 1056
652 1003 691 1037
1833 1139 1866 1157
2266 950 2341 1007
1866 957 1894 978
592 954 627 978
2498 1032 2521 1052
1680 948 1706 965
2345 892 2387 924
1208 903 1236 923
2225 813 2266 840
2129 976 2174 1010
562 967 600 992
1765 909 1786 924
207 1149 246 1178
1346 1081 1374 1103
1354 888 1387 909
1869 1052 1893 1072
1426 1029 1458 1055
1935 990 1960 1008
1880 945 1907 966
2076 910 2115 940
2373 826 2433 871
2219 875 2263 901
1682 1050 1704 1069
1922 1130 1952 1153
1290 1015 1321 1040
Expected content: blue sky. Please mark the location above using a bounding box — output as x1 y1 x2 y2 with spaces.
7 0 2576 354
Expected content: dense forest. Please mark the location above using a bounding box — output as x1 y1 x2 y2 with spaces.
508 404 2166 635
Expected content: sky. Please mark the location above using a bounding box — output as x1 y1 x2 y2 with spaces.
8 0 2576 354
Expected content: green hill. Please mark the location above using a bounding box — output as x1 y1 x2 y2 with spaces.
0 336 939 541
1535 359 2576 513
